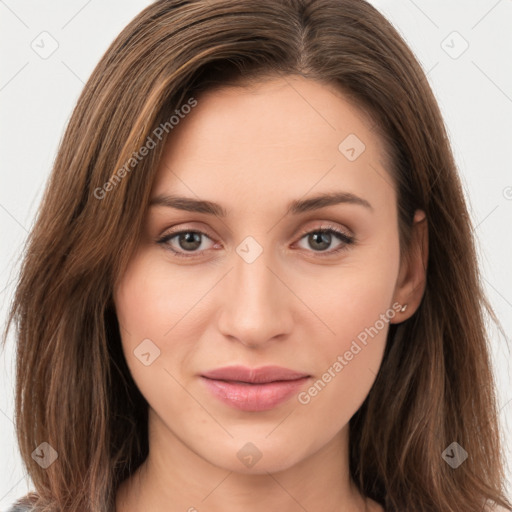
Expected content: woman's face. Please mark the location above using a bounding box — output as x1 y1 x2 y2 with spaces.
114 75 425 475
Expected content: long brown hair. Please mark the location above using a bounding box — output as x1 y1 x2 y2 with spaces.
3 1 511 511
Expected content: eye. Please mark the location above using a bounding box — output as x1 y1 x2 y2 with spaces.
295 224 355 256
156 229 217 258
156 223 355 259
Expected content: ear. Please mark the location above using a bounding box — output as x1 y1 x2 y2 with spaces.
391 209 428 323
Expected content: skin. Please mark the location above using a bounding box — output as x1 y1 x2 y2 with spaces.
114 75 428 512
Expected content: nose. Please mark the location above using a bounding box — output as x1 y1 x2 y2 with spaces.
217 243 294 348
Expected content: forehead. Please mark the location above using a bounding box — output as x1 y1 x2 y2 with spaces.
151 76 395 213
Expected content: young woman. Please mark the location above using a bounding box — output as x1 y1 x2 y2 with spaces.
3 1 511 511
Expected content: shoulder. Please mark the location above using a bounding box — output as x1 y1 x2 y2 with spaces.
5 495 36 512
5 505 33 512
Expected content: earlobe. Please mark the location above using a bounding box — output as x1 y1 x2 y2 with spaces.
391 209 428 323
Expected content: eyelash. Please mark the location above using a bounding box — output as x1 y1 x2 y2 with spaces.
156 223 355 260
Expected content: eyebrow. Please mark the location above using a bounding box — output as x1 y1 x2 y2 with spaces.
149 191 373 217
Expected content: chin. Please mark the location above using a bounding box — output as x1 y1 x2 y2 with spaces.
201 435 310 476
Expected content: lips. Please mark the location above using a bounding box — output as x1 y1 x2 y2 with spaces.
201 365 309 384
200 365 311 411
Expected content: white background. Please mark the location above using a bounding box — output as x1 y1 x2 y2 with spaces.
1 0 511 508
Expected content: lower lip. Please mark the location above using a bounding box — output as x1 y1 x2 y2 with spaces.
200 376 310 412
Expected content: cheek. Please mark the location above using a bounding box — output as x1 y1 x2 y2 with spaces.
114 251 192 341
113 249 220 395
301 231 400 410
113 252 185 385
113 252 208 427
319 230 400 343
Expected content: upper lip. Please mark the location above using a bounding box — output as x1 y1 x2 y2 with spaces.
201 365 310 384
